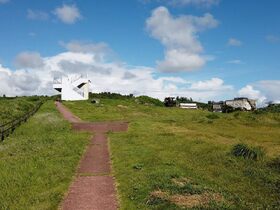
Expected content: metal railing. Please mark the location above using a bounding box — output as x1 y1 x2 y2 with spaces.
0 101 43 142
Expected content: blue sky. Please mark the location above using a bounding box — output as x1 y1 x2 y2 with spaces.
0 0 279 104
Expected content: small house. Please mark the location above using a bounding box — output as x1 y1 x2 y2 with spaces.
212 101 224 112
179 103 198 109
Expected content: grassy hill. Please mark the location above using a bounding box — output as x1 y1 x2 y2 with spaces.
64 97 280 209
0 101 90 209
0 95 279 209
0 96 41 125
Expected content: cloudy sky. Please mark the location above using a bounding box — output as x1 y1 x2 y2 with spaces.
0 0 279 105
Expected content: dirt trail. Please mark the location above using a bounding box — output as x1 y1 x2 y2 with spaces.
55 101 128 210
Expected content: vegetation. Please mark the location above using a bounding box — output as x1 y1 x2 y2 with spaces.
64 96 280 209
255 104 280 113
135 96 164 107
0 101 90 209
0 96 42 125
231 143 265 161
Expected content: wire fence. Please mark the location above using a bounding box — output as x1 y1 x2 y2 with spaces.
0 101 43 142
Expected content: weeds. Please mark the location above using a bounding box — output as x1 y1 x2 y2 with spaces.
231 144 265 161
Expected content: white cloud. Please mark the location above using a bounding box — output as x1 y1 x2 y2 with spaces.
0 65 41 96
266 35 280 43
238 85 266 106
227 38 242 47
14 52 44 69
60 41 112 62
54 4 82 24
190 77 233 91
27 9 49 21
238 81 280 106
253 80 280 103
0 42 235 102
146 6 218 72
0 0 9 4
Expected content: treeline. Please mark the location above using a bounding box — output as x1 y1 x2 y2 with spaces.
255 104 280 113
89 92 134 100
89 92 164 106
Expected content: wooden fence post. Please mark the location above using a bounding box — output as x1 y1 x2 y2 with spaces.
0 100 44 143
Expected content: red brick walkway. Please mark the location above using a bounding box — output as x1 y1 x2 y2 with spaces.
55 102 128 210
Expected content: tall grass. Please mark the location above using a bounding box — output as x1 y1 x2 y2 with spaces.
231 144 265 161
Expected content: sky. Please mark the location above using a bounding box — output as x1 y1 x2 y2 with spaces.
0 0 279 105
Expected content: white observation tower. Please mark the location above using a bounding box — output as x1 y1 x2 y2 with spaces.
53 74 90 101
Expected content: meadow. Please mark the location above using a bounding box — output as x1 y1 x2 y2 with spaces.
0 100 90 210
64 98 280 209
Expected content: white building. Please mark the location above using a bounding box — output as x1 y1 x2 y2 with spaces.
225 98 256 111
53 74 90 101
179 103 198 109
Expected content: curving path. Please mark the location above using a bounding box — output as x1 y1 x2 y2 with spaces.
55 101 128 210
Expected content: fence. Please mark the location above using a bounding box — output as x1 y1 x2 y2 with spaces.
0 101 43 142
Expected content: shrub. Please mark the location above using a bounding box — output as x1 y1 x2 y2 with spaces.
206 113 219 120
267 157 280 172
231 144 265 161
255 104 280 114
136 96 164 107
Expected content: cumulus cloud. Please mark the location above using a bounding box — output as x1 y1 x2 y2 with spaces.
238 81 280 106
146 6 218 72
0 42 236 102
54 4 82 24
190 77 233 91
253 80 280 103
238 85 266 106
227 38 242 47
60 41 112 61
27 9 49 21
14 52 44 69
0 65 41 96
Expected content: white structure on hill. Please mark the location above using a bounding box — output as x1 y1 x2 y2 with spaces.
179 103 198 109
53 74 90 101
225 97 256 111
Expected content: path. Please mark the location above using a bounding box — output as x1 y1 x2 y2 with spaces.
55 101 128 210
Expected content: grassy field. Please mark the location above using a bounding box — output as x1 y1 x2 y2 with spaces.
64 99 280 209
0 97 41 125
0 101 90 210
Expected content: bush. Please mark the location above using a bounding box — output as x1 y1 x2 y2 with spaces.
206 113 219 120
89 92 134 100
268 157 280 172
255 104 280 114
231 144 265 161
136 96 164 107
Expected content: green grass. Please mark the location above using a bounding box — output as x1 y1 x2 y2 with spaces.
0 97 40 125
64 98 280 209
0 101 90 210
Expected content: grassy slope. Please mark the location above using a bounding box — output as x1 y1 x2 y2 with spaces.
0 101 90 210
64 99 280 209
0 97 39 125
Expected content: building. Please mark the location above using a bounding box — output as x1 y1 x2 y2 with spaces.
53 74 90 101
225 97 256 111
179 103 198 109
211 101 224 112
